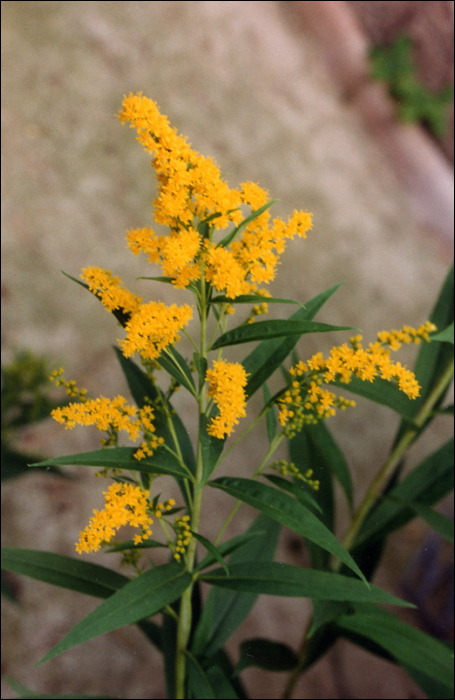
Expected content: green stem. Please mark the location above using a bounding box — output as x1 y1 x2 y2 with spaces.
174 277 209 700
283 354 454 700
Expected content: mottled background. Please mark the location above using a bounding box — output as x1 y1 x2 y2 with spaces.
2 2 453 698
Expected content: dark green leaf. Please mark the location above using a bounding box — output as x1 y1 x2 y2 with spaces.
158 346 196 396
4 676 115 699
191 532 229 575
387 498 454 545
31 446 193 481
191 514 280 657
242 283 344 399
329 375 418 421
263 474 321 513
1 548 129 599
211 320 356 351
195 531 265 573
234 638 297 675
200 414 226 483
209 477 366 584
302 421 353 509
1 445 63 481
431 322 454 344
202 562 409 605
262 384 277 444
336 609 454 691
37 562 191 665
219 200 277 248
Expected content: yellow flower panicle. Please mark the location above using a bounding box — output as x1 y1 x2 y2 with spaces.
120 300 193 361
278 322 436 434
50 368 87 401
76 483 153 554
51 397 164 457
206 360 249 438
118 93 313 298
81 267 142 316
271 460 320 491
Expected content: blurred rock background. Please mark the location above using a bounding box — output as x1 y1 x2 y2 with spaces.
1 2 453 698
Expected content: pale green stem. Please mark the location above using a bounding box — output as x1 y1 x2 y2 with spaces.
283 354 454 700
174 277 208 700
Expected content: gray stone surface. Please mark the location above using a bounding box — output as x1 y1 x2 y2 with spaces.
2 2 451 698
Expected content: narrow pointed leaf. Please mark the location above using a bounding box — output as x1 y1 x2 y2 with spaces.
195 531 265 573
202 563 409 605
210 294 303 306
431 321 454 344
234 639 297 675
200 414 225 483
264 474 321 513
336 609 454 691
242 283 344 399
209 477 367 584
219 200 277 248
211 320 356 351
387 498 454 545
191 532 229 575
37 562 191 665
158 346 196 396
302 421 353 509
31 446 193 481
329 375 418 420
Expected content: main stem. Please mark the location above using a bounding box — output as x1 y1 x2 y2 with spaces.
175 279 208 700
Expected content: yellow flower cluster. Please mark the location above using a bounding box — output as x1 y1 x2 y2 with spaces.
50 368 87 400
119 93 313 298
120 300 193 362
51 397 163 457
206 359 249 438
278 322 436 434
173 515 192 561
81 267 142 316
76 483 153 554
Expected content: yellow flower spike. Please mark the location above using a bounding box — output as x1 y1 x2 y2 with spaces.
206 360 249 438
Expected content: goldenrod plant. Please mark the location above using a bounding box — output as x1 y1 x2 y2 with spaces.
2 94 453 700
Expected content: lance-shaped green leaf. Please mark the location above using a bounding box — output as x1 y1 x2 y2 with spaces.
1 548 129 599
195 530 265 573
335 608 454 692
4 676 116 699
37 561 191 665
191 532 229 575
191 514 280 657
329 375 418 421
31 446 194 481
242 282 344 399
264 474 321 513
186 651 240 700
158 346 196 396
211 320 356 351
208 477 367 584
431 321 454 344
262 384 277 444
355 438 454 547
200 414 226 483
219 200 277 248
61 271 131 327
234 639 297 675
202 562 410 605
387 499 454 544
113 348 196 479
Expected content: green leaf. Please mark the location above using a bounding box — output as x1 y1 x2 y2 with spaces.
431 322 454 344
1 445 63 481
242 282 344 399
336 608 454 692
1 548 129 599
219 200 277 248
158 346 197 396
302 421 353 509
209 477 367 584
30 446 194 481
61 271 131 327
211 294 303 306
191 532 229 575
355 438 454 546
37 562 191 665
202 562 409 605
329 375 418 421
387 498 454 545
262 384 277 443
211 320 357 351
195 531 265 573
200 414 226 483
136 275 175 284
234 638 297 675
191 514 280 657
263 474 322 513
193 353 208 391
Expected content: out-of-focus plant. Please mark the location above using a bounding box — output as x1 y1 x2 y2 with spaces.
370 35 454 136
1 94 453 700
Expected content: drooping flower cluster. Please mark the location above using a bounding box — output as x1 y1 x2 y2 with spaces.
51 395 163 457
206 359 249 438
278 322 436 434
76 483 154 554
119 93 313 299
